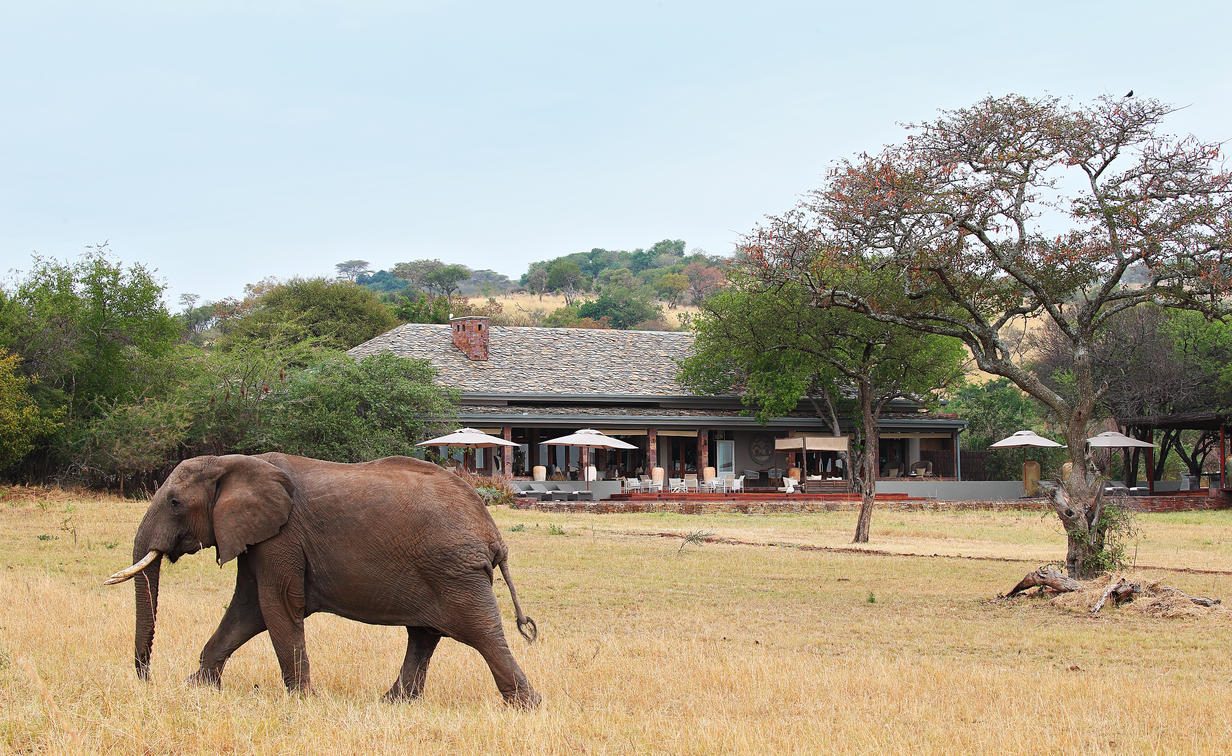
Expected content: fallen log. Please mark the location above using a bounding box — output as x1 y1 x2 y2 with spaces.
1159 586 1221 607
1006 566 1083 597
1091 576 1142 614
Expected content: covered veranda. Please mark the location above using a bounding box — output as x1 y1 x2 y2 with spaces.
1119 411 1232 499
440 406 965 499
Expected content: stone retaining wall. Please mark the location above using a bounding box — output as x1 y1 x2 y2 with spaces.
513 494 1232 515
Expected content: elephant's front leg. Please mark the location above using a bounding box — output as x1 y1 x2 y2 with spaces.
254 560 312 694
383 627 441 702
189 559 266 688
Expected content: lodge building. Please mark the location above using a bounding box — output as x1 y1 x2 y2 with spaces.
348 316 965 486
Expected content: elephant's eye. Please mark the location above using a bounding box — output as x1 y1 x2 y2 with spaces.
169 497 183 511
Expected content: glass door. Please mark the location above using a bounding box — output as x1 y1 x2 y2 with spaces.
717 440 735 475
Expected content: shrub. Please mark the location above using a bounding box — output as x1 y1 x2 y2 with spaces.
461 472 516 506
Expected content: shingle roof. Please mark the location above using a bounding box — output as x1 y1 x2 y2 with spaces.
347 324 696 397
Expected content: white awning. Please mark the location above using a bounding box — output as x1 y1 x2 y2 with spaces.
775 435 849 452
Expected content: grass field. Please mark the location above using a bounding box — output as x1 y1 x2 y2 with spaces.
3 489 1232 754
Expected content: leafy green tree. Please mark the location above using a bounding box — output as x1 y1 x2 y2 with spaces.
655 273 689 309
525 267 549 300
219 277 396 350
420 264 470 299
392 291 451 324
748 95 1232 576
77 395 191 494
394 259 470 299
0 249 179 473
577 288 661 329
0 350 62 472
356 268 410 293
948 379 1063 480
546 261 589 306
254 353 458 462
679 271 965 542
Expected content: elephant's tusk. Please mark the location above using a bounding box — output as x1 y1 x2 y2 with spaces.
103 550 160 585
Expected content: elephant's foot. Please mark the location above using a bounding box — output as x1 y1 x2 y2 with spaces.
381 682 423 703
186 668 222 689
502 684 542 710
282 676 315 696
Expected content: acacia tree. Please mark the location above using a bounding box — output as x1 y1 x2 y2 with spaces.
746 95 1232 576
679 269 965 542
546 260 589 306
334 259 371 282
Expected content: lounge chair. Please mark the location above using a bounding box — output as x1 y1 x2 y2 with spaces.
621 476 642 494
729 475 745 493
910 461 933 477
640 475 662 493
778 476 798 494
518 482 553 500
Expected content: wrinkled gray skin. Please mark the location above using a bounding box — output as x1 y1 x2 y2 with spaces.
120 453 539 708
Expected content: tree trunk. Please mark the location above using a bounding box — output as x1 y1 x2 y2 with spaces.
853 385 878 543
1055 405 1108 579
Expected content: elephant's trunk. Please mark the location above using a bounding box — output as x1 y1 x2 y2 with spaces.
130 545 162 681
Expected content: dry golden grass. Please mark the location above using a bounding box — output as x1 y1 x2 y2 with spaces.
491 292 698 330
4 489 1232 753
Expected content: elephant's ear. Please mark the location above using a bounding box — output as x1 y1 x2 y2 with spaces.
211 455 295 565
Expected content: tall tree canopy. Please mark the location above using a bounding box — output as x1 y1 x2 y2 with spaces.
744 94 1232 575
218 277 396 351
679 268 965 542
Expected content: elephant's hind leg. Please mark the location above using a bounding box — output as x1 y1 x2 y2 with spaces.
447 581 541 709
189 559 266 688
383 627 441 702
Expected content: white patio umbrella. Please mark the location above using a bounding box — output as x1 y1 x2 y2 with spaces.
989 430 1064 496
989 430 1066 448
417 427 518 473
1087 431 1159 493
1085 431 1157 449
541 429 638 489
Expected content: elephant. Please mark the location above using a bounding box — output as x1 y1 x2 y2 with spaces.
103 452 541 708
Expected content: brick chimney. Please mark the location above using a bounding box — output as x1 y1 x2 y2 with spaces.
450 316 490 361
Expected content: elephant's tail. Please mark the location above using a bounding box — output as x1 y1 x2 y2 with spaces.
497 556 538 643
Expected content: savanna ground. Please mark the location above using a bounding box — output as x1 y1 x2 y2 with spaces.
3 487 1232 754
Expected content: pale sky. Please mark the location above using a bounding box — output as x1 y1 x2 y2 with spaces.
3 1 1230 307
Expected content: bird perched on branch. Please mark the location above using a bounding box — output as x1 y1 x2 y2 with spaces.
1125 89 1134 97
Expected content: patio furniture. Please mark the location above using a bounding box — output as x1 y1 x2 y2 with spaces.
684 474 700 493
910 460 933 477
521 482 553 500
621 476 642 494
668 477 688 493
640 475 662 493
778 476 798 494
729 475 745 493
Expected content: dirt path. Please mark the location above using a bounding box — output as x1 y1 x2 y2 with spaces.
612 529 1232 576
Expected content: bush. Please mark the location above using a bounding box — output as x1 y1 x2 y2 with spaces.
462 472 516 506
0 350 62 473
256 352 458 462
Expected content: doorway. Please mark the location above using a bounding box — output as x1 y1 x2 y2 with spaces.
665 437 698 478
